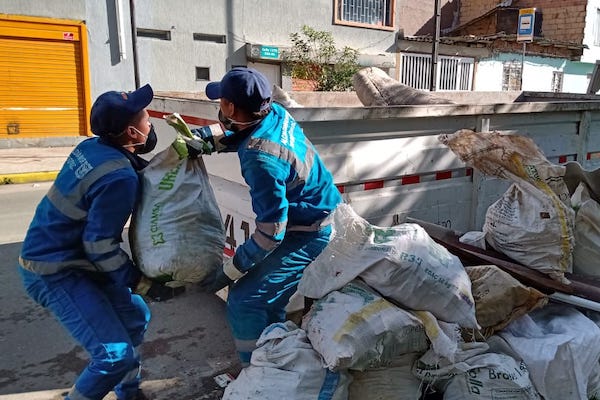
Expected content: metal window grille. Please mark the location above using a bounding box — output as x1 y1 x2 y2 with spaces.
502 61 522 91
551 71 564 93
400 53 474 91
339 0 392 26
195 67 210 81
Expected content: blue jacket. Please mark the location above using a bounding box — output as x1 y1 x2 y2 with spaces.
232 103 342 272
20 137 142 286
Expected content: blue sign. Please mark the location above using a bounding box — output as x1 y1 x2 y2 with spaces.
517 8 535 42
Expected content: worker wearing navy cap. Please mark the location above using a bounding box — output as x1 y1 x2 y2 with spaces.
18 84 178 400
196 67 342 366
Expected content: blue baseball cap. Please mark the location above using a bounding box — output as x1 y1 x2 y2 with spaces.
206 67 272 113
90 84 154 136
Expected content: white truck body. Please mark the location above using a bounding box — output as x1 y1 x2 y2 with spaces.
148 92 600 258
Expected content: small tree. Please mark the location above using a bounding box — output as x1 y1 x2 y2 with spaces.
285 25 360 91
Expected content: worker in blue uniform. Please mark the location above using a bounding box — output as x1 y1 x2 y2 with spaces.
18 84 175 400
196 67 342 365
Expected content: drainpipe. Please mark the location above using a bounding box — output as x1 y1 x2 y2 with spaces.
129 0 140 88
115 0 127 60
430 0 441 91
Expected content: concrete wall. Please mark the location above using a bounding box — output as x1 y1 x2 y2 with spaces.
1 0 401 97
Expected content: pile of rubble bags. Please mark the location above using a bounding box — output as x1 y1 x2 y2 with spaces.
221 203 600 399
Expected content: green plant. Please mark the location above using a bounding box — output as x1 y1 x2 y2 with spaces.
285 25 360 91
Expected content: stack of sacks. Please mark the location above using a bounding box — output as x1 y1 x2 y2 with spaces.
439 129 575 283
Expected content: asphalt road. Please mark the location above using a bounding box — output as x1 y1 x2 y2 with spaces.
0 182 239 400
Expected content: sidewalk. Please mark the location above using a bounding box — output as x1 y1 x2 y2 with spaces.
0 146 74 184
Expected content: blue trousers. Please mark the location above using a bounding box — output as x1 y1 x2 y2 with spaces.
227 227 331 364
18 267 151 400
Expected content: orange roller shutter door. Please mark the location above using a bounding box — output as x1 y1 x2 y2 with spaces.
0 15 91 138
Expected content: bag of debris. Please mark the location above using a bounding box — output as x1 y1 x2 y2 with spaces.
301 280 429 371
414 340 540 400
439 129 575 283
129 134 225 283
348 353 421 400
222 321 350 400
571 182 600 277
499 304 600 400
352 66 453 106
298 203 478 328
464 265 548 339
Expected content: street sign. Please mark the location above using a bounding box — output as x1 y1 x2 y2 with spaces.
259 45 279 59
517 8 536 42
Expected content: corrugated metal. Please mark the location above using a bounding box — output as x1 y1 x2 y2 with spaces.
0 18 86 138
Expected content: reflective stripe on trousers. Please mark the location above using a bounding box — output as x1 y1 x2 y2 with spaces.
226 226 331 364
18 266 150 400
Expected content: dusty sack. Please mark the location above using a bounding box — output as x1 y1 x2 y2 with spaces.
130 144 225 283
440 129 575 282
571 182 600 277
465 265 548 338
301 280 428 371
352 66 453 106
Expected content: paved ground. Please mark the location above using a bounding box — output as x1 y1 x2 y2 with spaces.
0 145 241 399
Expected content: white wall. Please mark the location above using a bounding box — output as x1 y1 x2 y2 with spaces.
581 0 600 64
474 54 590 94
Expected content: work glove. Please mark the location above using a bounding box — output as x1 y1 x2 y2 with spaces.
199 258 244 293
190 126 217 155
134 275 186 302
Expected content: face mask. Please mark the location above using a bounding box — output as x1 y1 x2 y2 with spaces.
218 110 260 132
123 125 157 154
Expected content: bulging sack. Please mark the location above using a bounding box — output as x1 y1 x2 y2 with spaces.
129 144 225 283
298 204 478 328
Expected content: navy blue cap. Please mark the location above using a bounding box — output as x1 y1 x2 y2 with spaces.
90 84 154 136
206 67 272 113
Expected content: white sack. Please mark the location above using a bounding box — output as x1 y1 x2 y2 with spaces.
130 145 225 283
223 321 350 400
301 280 429 370
348 353 421 400
443 352 540 400
571 182 600 277
499 304 600 400
299 204 478 328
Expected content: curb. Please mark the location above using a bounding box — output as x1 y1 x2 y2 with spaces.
0 171 58 185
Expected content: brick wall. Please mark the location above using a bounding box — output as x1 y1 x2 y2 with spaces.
459 0 587 43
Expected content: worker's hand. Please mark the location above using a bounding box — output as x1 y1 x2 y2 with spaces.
135 275 185 302
199 258 244 293
190 127 216 155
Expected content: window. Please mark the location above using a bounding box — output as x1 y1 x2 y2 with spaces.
137 28 171 40
335 0 395 29
502 61 522 91
551 71 563 93
193 33 226 44
400 53 474 91
196 67 210 81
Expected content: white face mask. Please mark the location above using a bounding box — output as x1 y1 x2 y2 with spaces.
218 110 261 132
122 125 157 154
